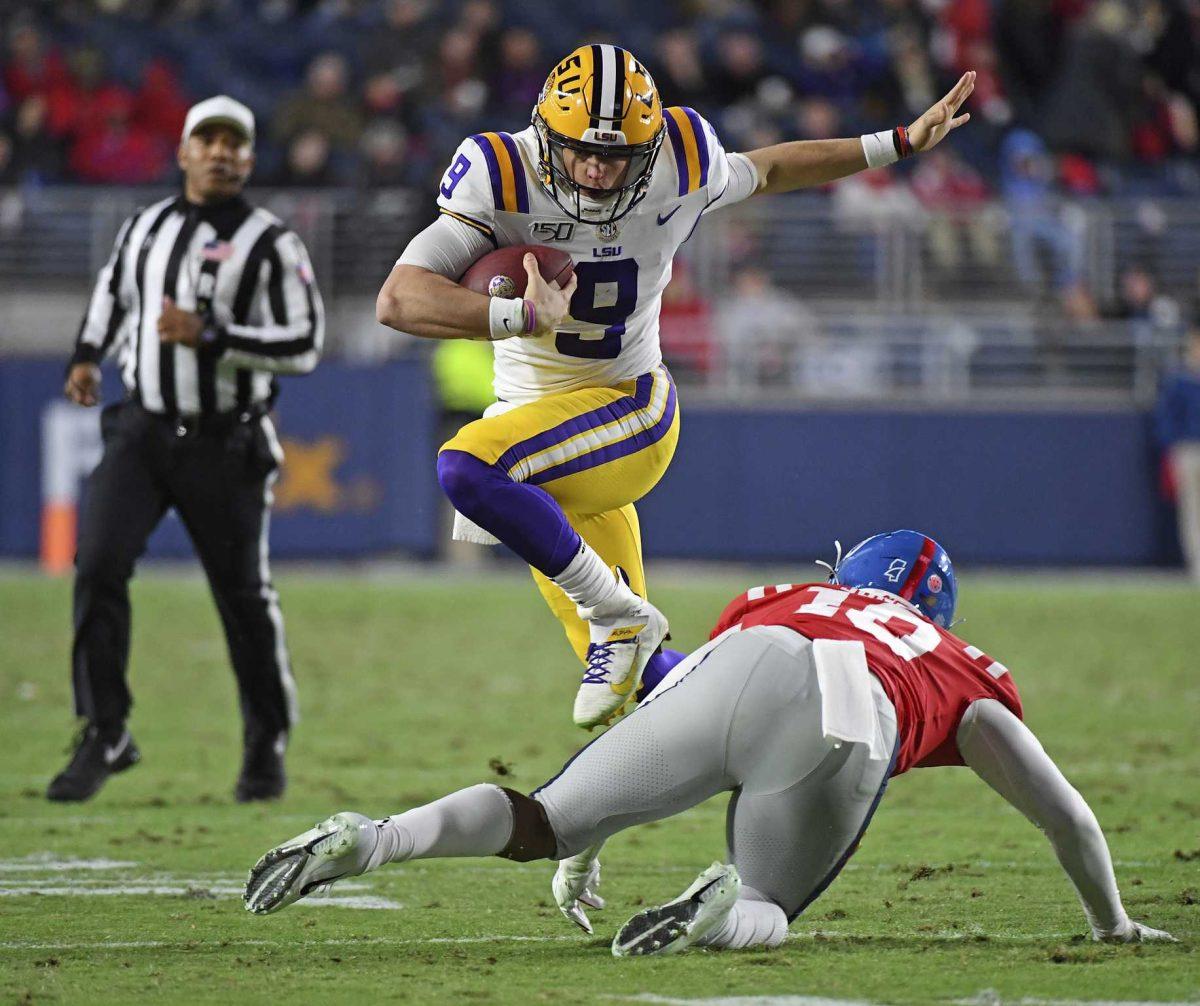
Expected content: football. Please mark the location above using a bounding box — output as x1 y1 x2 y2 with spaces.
460 244 574 299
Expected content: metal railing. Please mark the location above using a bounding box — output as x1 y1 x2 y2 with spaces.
1 186 1191 404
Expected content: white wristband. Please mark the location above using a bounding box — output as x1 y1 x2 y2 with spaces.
860 130 898 170
487 296 527 341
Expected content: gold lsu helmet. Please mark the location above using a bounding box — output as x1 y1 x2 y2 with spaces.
533 43 664 224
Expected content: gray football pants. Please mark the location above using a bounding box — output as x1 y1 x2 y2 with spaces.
534 626 898 919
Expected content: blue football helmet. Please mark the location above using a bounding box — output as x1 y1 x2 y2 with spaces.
830 530 957 627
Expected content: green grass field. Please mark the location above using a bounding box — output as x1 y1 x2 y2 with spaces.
1 568 1197 1005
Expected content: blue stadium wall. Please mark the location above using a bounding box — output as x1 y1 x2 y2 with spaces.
0 359 1179 566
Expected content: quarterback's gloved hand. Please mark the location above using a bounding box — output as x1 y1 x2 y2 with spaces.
1093 918 1177 943
552 845 605 934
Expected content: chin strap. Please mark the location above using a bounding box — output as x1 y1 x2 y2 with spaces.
813 539 844 581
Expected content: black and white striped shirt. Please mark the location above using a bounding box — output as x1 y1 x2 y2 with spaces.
71 194 324 417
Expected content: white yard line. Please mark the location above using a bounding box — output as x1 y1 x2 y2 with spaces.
0 885 248 897
0 856 137 871
0 855 392 908
1 873 369 888
0 885 400 910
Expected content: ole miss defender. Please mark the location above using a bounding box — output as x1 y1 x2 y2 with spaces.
244 530 1174 955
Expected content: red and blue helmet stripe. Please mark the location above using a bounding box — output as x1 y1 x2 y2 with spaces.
831 530 957 627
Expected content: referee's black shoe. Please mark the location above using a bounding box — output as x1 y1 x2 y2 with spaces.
46 724 140 802
235 729 287 803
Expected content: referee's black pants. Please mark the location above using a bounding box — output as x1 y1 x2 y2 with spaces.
71 401 296 738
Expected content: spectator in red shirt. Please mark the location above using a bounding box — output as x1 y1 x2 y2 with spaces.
68 89 170 184
133 59 191 146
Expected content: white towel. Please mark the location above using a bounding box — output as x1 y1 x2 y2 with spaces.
749 627 890 761
811 638 891 762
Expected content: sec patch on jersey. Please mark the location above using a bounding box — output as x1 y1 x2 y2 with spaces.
460 245 574 299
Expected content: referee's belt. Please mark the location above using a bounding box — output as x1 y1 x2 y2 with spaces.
138 402 267 438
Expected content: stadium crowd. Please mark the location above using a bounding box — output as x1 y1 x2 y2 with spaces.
2 0 1198 195
1 0 1197 383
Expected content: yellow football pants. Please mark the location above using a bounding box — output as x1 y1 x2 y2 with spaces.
441 366 679 662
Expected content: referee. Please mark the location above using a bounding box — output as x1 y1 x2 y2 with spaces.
48 96 324 803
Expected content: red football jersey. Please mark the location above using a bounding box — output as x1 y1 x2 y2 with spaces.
710 582 1023 776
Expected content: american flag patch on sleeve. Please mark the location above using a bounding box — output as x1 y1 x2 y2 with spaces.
202 240 234 261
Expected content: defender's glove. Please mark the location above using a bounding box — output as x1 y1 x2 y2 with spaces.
552 845 605 934
1093 918 1178 943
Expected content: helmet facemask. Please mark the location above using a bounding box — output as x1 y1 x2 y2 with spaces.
533 111 664 225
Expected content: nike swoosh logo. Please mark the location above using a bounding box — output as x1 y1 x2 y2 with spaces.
656 206 681 226
104 734 129 765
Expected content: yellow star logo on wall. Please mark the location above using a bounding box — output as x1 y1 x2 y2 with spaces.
274 436 345 513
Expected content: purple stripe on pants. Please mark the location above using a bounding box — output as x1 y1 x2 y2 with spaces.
527 377 677 486
495 371 658 475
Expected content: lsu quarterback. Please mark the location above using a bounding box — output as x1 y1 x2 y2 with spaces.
376 44 977 729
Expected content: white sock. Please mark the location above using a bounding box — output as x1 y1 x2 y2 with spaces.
372 784 515 867
551 541 637 616
697 888 789 950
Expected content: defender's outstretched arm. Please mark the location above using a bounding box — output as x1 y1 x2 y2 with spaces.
744 71 976 195
957 698 1174 943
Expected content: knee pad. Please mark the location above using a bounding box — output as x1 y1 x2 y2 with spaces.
436 449 492 513
496 788 558 862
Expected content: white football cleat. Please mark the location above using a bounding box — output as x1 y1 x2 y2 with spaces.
244 811 380 915
612 862 741 958
573 596 669 729
1094 919 1178 943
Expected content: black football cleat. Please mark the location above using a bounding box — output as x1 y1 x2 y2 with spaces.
235 729 288 803
46 724 140 802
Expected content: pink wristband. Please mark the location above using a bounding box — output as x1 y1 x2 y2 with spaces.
523 299 537 335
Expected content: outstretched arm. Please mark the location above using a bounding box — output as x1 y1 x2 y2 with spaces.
743 71 976 195
957 699 1174 942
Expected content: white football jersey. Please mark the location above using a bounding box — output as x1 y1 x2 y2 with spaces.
432 110 752 403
